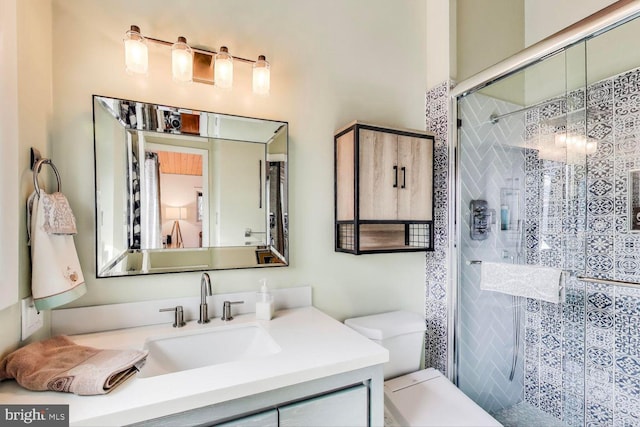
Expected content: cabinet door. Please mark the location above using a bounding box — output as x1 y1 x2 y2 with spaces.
213 409 278 427
397 135 432 220
359 129 398 220
336 129 356 221
279 385 368 427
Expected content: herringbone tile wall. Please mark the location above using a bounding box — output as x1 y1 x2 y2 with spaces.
457 92 527 413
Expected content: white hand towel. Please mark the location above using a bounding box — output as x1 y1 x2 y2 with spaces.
41 192 78 235
480 262 564 304
30 191 86 310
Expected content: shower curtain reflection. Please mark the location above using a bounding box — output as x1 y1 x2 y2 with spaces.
141 152 162 250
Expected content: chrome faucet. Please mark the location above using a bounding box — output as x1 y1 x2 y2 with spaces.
198 272 212 324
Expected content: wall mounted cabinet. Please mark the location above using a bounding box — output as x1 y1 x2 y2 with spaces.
335 121 435 254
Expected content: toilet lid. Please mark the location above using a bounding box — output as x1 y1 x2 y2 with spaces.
384 369 502 427
344 311 426 340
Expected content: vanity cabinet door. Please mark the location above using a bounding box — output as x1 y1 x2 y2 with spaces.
213 409 278 427
278 385 368 427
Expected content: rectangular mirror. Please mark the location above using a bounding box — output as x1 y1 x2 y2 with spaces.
93 95 288 277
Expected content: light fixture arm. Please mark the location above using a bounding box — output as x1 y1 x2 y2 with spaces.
142 34 257 65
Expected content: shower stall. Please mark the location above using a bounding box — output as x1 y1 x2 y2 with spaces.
452 4 640 426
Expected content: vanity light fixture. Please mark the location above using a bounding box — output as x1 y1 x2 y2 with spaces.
124 25 148 75
253 55 271 95
214 46 233 89
171 36 193 83
123 25 270 94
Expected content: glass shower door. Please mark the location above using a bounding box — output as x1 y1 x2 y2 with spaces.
455 41 588 425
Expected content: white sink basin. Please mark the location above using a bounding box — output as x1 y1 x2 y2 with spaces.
139 323 281 378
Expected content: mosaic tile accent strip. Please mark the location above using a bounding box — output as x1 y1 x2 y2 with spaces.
424 80 451 376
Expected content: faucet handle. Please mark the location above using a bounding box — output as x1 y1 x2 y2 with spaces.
221 300 244 321
160 305 186 328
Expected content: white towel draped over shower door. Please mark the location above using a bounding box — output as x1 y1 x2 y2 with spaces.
480 262 564 304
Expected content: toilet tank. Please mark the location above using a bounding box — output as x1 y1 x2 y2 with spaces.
345 311 426 379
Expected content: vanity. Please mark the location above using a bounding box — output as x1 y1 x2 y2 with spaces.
4 98 387 425
0 288 387 426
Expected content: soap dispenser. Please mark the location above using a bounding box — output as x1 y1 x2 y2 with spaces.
256 278 274 320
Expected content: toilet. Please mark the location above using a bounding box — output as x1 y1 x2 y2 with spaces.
345 311 501 427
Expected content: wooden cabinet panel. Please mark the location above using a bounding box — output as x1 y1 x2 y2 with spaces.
397 135 433 220
336 130 355 221
359 129 398 220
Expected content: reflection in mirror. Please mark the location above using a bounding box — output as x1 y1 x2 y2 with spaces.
93 95 288 277
631 170 640 232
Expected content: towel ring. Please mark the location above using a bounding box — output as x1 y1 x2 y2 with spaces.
33 158 62 197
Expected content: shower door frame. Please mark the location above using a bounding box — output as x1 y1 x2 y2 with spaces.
446 0 640 384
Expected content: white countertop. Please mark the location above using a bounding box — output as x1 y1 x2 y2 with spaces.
0 307 388 426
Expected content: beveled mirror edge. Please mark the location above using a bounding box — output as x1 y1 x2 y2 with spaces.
92 94 289 278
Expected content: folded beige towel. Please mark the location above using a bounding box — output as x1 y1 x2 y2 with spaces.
0 336 148 395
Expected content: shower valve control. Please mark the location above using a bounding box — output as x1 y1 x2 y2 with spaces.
470 200 495 241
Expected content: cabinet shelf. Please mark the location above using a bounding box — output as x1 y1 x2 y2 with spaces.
334 122 435 255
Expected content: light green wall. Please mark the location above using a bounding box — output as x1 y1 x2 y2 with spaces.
456 0 525 82
524 0 618 47
586 15 640 84
426 0 456 89
0 0 53 357
0 0 20 316
50 0 429 321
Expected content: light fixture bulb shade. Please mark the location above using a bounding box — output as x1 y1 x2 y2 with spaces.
253 55 270 95
171 37 193 82
214 46 234 89
124 25 148 75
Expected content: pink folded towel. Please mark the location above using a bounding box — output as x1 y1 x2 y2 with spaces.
0 336 147 395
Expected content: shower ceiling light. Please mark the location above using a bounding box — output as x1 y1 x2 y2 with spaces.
585 139 598 155
553 131 598 155
123 25 270 94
